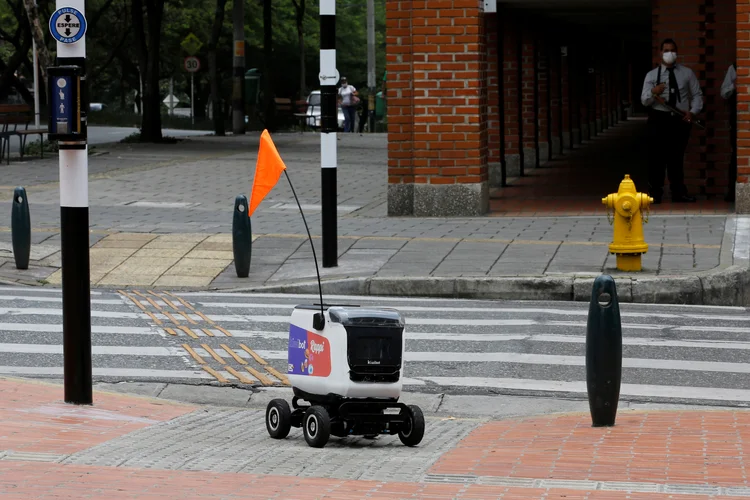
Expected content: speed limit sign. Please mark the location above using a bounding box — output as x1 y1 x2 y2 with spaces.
184 56 200 73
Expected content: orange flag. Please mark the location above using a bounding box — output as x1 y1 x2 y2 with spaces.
249 129 287 217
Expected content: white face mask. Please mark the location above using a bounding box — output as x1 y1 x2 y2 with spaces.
663 51 677 65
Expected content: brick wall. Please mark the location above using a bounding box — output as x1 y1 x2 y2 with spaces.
737 0 749 203
538 37 550 162
385 0 414 193
385 0 489 215
652 0 734 198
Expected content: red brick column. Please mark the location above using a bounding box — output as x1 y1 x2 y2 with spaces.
538 37 550 163
737 0 750 209
503 21 522 176
522 32 536 170
486 14 501 187
385 0 489 216
549 43 561 156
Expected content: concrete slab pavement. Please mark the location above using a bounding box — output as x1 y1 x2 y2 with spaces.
3 376 750 499
0 128 745 305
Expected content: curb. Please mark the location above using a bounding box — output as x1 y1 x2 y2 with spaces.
223 265 750 306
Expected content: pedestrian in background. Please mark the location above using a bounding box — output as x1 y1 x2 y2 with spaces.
641 38 703 204
338 77 359 133
721 63 737 202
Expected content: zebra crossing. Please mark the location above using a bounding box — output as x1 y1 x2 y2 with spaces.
1 285 750 405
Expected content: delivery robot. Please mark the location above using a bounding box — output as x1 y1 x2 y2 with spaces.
265 304 425 448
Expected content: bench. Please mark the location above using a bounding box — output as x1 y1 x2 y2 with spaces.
274 97 309 132
0 104 48 164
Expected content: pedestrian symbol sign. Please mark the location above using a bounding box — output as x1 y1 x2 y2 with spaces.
49 7 87 44
181 33 203 56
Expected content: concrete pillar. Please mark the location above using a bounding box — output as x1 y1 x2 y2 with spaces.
503 21 522 177
385 0 489 216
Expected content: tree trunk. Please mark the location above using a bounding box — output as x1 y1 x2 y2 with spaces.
140 0 165 141
0 35 32 100
21 0 51 99
262 0 275 131
208 0 228 136
292 0 305 99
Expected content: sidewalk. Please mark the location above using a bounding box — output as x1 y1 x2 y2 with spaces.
0 125 746 305
2 376 750 499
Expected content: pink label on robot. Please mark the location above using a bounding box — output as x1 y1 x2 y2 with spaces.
287 324 331 377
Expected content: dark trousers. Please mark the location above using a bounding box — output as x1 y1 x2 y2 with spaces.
647 109 692 200
728 100 737 200
343 106 357 133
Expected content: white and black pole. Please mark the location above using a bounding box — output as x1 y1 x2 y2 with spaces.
49 0 92 404
320 0 337 268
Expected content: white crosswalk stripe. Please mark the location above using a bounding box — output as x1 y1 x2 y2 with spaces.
0 288 749 404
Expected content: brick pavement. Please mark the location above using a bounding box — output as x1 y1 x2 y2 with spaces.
2 376 750 499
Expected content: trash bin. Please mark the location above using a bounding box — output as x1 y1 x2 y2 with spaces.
245 68 261 106
375 91 385 120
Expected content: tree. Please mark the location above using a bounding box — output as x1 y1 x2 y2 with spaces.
207 0 227 135
21 0 51 101
290 0 304 99
132 0 166 142
262 0 275 130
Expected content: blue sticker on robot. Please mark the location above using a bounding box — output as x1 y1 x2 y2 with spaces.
49 7 87 44
51 76 74 135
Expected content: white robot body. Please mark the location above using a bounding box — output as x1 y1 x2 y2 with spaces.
286 305 405 400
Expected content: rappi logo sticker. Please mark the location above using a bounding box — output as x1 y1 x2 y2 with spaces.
287 324 331 377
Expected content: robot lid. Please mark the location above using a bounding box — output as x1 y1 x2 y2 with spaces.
294 304 404 327
328 306 404 327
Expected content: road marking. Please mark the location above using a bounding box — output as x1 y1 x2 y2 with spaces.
0 295 122 305
0 366 210 379
239 344 268 365
145 311 163 326
178 311 198 325
164 327 178 336
244 366 273 386
0 307 142 319
202 366 228 383
264 366 290 385
219 344 247 365
193 302 750 322
735 217 750 261
206 314 538 327
148 291 180 311
181 344 206 365
416 377 750 403
163 311 182 325
201 328 215 337
0 286 103 294
164 292 216 325
132 290 163 311
178 326 199 339
0 324 157 335
0 343 181 356
225 366 255 384
180 291 742 310
200 344 226 364
215 326 233 337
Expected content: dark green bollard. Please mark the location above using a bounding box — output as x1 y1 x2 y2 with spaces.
11 187 30 270
232 195 252 278
586 275 623 427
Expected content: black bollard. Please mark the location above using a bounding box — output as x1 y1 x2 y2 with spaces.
585 275 623 427
11 187 31 270
232 195 252 278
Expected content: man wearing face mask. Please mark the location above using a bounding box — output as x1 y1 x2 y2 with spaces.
641 38 703 203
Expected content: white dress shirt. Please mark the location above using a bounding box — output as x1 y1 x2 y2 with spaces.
721 65 736 100
641 63 703 115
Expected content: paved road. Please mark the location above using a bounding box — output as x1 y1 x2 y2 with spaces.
6 126 210 153
1 285 749 406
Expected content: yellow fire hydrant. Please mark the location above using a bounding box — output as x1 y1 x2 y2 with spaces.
602 175 653 272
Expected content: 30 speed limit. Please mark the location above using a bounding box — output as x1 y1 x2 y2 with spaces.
184 56 201 73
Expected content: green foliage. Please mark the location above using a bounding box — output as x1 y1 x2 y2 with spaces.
23 139 59 156
5 0 387 128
